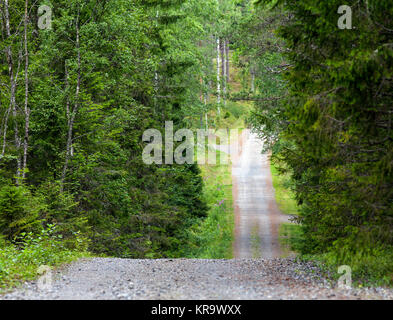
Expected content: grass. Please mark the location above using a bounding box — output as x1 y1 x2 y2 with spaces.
270 163 298 216
250 225 261 259
270 162 303 257
0 226 90 292
309 240 393 287
279 223 303 255
214 101 251 131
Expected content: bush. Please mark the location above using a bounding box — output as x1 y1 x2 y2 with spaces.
0 224 89 289
0 185 42 240
36 181 90 251
321 233 393 286
225 102 244 119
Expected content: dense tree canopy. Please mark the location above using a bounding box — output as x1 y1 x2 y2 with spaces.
0 0 235 257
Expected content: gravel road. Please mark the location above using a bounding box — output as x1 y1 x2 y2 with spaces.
232 130 290 259
2 257 393 300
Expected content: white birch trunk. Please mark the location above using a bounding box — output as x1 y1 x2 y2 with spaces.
216 37 221 116
204 93 208 131
222 40 227 107
22 0 30 179
226 39 230 82
4 0 22 182
61 8 81 190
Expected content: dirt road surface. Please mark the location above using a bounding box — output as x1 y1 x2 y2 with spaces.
232 129 289 259
2 258 393 300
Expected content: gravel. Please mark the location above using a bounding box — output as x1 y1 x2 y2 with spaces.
1 257 393 300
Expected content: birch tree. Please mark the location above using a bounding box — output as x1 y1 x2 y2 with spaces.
216 36 221 115
1 0 23 183
61 5 81 190
22 0 30 179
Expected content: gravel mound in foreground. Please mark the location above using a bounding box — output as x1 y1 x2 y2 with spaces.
2 258 392 300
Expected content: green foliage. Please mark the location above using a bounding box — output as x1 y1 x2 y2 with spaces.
1 0 221 259
36 181 90 250
0 186 42 240
232 4 288 149
224 101 244 119
0 225 89 290
321 239 393 286
270 163 298 216
279 223 304 254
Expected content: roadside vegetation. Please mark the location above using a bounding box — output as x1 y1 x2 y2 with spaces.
270 162 303 256
272 162 393 286
0 225 90 291
270 164 298 217
0 0 242 289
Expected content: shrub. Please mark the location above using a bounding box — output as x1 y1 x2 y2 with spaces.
0 185 42 240
0 224 89 289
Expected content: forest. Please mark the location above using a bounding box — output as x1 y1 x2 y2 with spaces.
1 0 392 288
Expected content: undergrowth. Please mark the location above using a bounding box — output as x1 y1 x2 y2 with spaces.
0 224 90 291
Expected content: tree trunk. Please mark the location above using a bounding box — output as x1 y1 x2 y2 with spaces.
221 38 225 80
22 0 30 180
226 39 230 82
216 36 221 115
251 66 255 93
222 39 227 107
3 0 22 183
1 1 11 156
204 92 208 130
1 106 11 157
61 8 81 191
